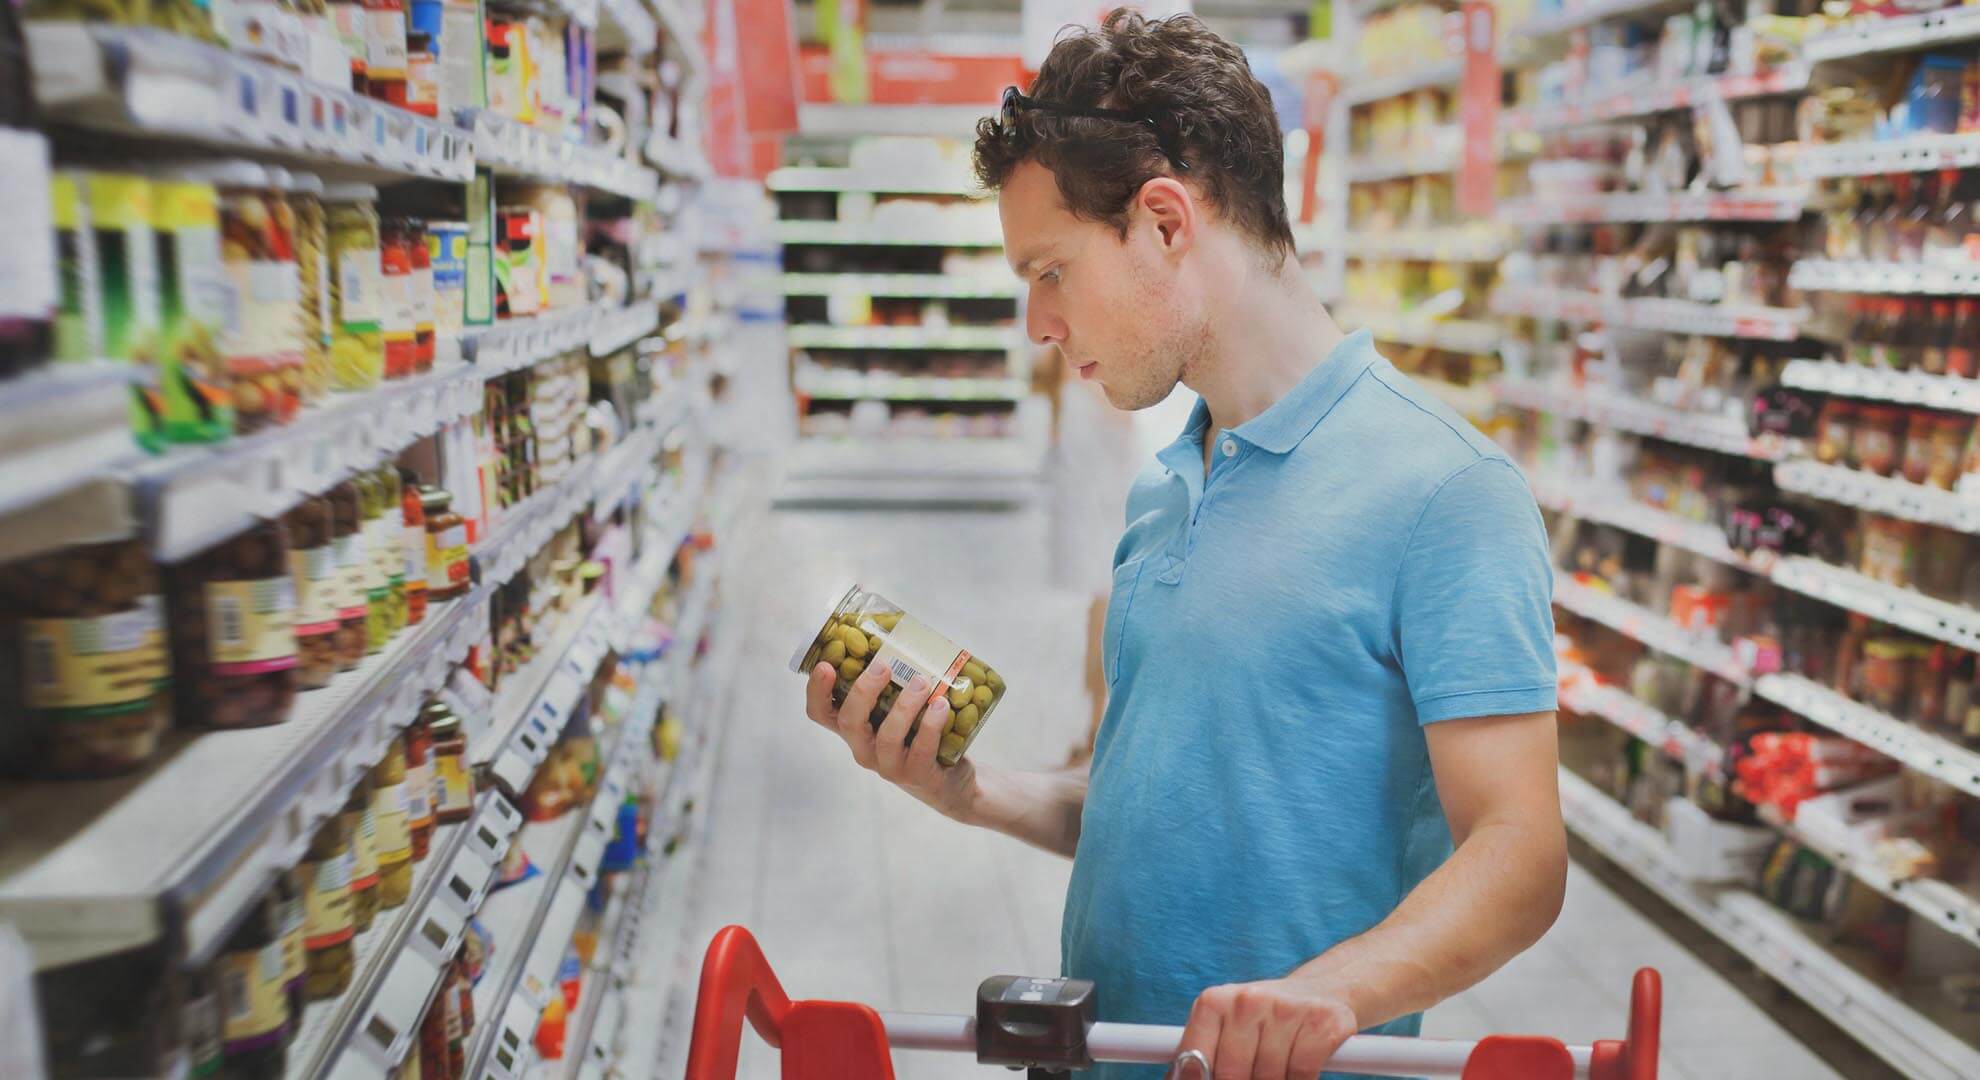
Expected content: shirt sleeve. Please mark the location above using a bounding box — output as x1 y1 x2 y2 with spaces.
1393 457 1558 725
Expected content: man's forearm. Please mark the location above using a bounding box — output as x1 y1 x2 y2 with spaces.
952 762 1089 858
1286 817 1567 1027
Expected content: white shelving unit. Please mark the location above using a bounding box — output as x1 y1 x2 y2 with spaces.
1495 378 1798 462
1499 189 1807 226
1492 287 1807 341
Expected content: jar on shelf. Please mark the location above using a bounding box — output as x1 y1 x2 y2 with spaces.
1928 413 1972 491
1814 400 1855 467
424 487 470 602
355 470 391 654
371 733 414 908
340 774 381 932
165 521 298 729
328 481 369 671
216 888 289 1077
184 967 224 1078
405 708 435 860
401 468 428 625
326 183 384 391
300 813 355 1001
210 163 304 432
1901 410 1938 487
284 496 339 690
427 700 473 823
287 170 331 404
375 464 407 634
1850 405 1905 477
1861 638 1923 718
409 217 435 373
1 540 171 778
276 867 307 1031
380 217 417 380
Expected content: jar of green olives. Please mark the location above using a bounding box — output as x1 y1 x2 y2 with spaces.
790 586 1005 767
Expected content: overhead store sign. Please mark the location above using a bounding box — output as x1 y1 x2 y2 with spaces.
1454 1 1497 217
1020 0 1192 73
735 0 800 135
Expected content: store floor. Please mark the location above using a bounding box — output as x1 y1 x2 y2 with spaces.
659 424 1856 1080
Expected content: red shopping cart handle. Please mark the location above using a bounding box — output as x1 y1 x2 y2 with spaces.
683 926 1659 1080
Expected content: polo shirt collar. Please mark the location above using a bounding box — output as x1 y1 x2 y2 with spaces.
1163 330 1380 459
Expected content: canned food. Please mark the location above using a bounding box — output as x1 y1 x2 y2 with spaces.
791 585 1005 766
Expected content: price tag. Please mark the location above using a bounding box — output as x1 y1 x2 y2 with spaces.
273 77 305 147
489 994 543 1079
571 829 607 887
410 897 468 963
229 67 260 138
356 955 443 1068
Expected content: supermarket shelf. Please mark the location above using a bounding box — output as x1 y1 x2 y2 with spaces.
136 364 483 565
24 22 473 184
1558 661 1726 775
1755 674 1980 799
1340 229 1508 263
1503 65 1810 133
1553 578 1755 686
1495 378 1797 462
1412 376 1496 417
778 273 1019 299
794 372 1029 402
1760 805 1980 951
466 299 660 375
1804 5 1980 63
1789 259 1980 297
597 0 658 58
1500 188 1806 226
1345 139 1458 183
1528 474 1777 577
0 591 485 971
1772 556 1980 655
0 361 143 525
1491 287 1807 341
1781 359 1980 415
1510 0 1693 37
288 794 524 1079
781 432 1047 506
474 593 612 784
1801 132 1980 178
766 166 978 195
774 220 1004 248
786 323 1017 351
1343 60 1464 106
1773 458 1980 535
1335 309 1502 355
1559 768 1980 1080
559 804 665 1080
461 108 658 200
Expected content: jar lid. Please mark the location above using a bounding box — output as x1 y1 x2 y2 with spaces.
324 182 380 202
789 584 862 675
160 159 268 187
263 166 295 191
420 486 453 513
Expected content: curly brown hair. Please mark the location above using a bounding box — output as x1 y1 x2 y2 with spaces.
974 9 1294 259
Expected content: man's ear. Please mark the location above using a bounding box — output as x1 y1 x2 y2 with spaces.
1134 176 1196 257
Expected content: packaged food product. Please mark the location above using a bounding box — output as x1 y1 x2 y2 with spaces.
1851 405 1905 477
494 206 543 318
1902 410 1937 487
148 169 234 443
424 487 470 601
381 216 417 379
328 481 369 671
284 496 340 689
212 163 305 432
418 982 449 1079
355 470 391 654
329 0 366 87
83 172 161 365
1861 638 1923 718
374 465 407 635
1815 399 1855 467
166 521 299 729
1928 413 1972 491
185 967 225 1077
287 171 332 404
428 700 473 823
341 775 381 931
299 814 355 1000
406 29 439 117
48 170 99 363
361 0 408 104
372 734 414 907
791 585 1005 766
401 468 429 624
427 220 467 357
325 183 384 390
277 868 307 1033
216 889 289 1076
409 217 435 372
1 540 171 778
405 709 436 859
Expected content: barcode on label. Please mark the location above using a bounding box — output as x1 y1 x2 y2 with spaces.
223 965 253 1023
887 658 919 686
26 635 56 689
216 595 246 648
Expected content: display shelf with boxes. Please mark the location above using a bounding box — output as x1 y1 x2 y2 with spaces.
1501 65 1812 134
1781 360 1980 416
1499 189 1808 226
1491 287 1808 341
1339 228 1509 263
1790 260 1980 297
1772 459 1980 535
1495 378 1798 462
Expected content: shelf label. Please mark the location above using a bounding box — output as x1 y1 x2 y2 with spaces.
410 897 468 964
359 951 444 1067
442 847 500 913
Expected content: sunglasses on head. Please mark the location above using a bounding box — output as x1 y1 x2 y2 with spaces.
996 86 1191 173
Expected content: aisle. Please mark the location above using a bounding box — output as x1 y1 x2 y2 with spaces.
658 502 1850 1080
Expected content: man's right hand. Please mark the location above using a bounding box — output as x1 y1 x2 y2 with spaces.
807 659 979 821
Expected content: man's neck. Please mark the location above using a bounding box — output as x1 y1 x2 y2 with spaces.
1187 255 1346 443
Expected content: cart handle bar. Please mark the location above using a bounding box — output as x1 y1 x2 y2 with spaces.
684 926 1660 1080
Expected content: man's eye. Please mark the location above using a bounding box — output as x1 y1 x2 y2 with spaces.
1039 268 1061 284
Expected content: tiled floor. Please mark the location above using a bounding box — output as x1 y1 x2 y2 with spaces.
654 408 1850 1079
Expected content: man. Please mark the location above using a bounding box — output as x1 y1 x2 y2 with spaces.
803 11 1566 1079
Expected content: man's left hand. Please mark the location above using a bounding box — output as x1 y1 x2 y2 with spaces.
1177 976 1358 1079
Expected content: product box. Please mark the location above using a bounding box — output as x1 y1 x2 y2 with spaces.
1663 797 1774 884
464 172 496 327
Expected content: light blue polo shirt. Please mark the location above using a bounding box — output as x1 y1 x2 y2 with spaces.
1063 331 1556 1079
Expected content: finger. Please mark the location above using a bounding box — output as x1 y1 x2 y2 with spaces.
1178 991 1226 1071
1249 1016 1296 1080
874 675 935 776
1213 1014 1260 1080
806 663 839 728
1286 1025 1342 1080
837 661 891 767
905 694 951 774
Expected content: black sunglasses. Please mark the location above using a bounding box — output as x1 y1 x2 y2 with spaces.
996 86 1190 173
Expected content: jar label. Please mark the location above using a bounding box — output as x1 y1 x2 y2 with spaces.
333 533 368 618
361 519 389 591
291 546 340 635
437 754 472 814
403 521 427 588
427 525 468 591
870 613 969 691
404 761 434 825
365 8 409 78
221 257 304 368
412 266 435 331
372 780 413 863
336 248 380 329
348 804 380 890
303 851 354 948
280 893 306 984
381 266 415 338
185 982 223 1074
376 515 405 585
205 578 298 674
21 598 168 711
330 1 366 67
218 943 289 1047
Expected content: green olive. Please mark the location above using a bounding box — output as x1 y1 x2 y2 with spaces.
952 703 981 736
962 660 988 684
873 611 900 631
984 668 1004 692
821 639 847 666
839 658 866 682
947 684 971 709
842 626 869 659
971 685 994 709
938 731 967 762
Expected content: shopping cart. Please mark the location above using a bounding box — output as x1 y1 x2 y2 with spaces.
682 926 1660 1080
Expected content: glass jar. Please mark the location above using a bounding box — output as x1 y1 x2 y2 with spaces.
216 889 289 1077
409 217 435 373
1902 410 1938 487
288 171 331 404
1851 405 1905 477
1861 638 1922 718
1815 400 1856 467
185 968 225 1078
1929 414 1972 491
149 167 235 444
326 183 384 391
401 468 429 625
424 488 470 602
212 163 303 432
2 540 171 778
284 496 339 690
375 465 407 634
355 470 390 655
380 217 417 380
328 481 369 671
166 521 298 729
790 585 1006 767
405 709 435 860
340 774 381 932
300 813 355 1000
372 734 414 908
427 701 473 823
277 867 307 1037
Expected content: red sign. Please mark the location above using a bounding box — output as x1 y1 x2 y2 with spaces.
799 46 1022 106
734 0 800 135
1298 72 1337 225
1455 1 1498 218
